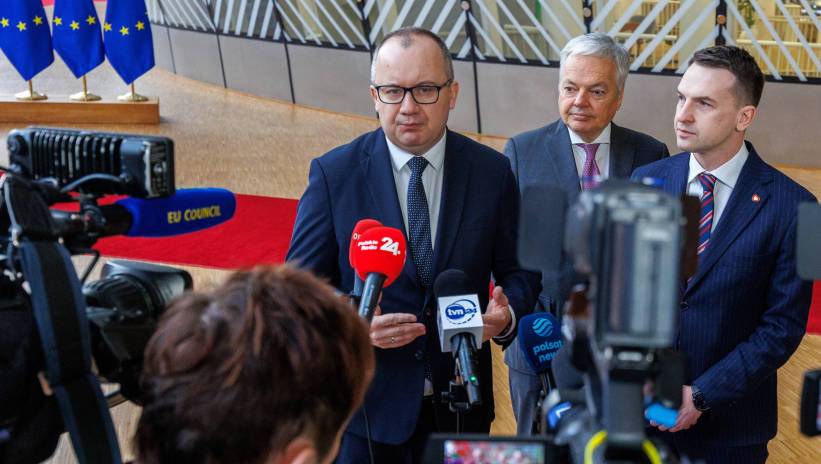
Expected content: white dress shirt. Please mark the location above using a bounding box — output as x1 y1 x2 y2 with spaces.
387 134 446 248
686 144 749 232
568 123 612 183
385 134 516 396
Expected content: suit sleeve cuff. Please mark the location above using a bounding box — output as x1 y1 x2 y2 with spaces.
493 305 517 342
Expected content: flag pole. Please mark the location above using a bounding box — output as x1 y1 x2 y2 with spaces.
15 80 47 101
118 82 148 102
70 75 101 102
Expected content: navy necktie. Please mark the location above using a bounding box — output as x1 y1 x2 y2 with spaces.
407 156 433 288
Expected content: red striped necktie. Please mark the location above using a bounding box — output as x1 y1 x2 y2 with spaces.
697 172 718 255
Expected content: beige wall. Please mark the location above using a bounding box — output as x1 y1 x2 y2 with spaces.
153 32 821 168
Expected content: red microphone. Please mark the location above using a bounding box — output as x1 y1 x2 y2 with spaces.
349 219 383 300
351 226 407 322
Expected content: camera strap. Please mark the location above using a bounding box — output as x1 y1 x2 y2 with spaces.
5 176 122 464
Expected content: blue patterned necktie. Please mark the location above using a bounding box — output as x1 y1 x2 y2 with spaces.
407 156 433 288
697 173 717 255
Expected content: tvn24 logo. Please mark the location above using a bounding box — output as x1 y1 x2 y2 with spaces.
445 299 478 325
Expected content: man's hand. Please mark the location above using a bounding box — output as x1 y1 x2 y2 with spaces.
650 385 702 432
483 286 512 341
369 305 426 349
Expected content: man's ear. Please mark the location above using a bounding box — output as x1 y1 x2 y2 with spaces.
736 105 757 132
448 80 460 110
271 438 318 464
370 86 380 112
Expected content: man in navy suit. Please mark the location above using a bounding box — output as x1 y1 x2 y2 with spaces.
503 33 668 434
287 27 540 463
633 46 815 463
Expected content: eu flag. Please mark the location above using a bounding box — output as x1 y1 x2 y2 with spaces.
53 0 105 78
103 0 154 84
0 0 55 81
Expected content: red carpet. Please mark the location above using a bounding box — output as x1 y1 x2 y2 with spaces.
58 193 821 335
808 282 821 335
93 194 297 269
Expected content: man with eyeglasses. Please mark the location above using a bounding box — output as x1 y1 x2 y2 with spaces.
288 27 540 463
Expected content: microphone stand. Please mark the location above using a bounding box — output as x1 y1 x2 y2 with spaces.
348 285 375 464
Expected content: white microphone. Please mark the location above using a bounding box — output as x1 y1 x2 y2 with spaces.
434 269 483 408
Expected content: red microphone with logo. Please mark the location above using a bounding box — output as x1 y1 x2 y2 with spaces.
348 219 383 304
350 225 406 323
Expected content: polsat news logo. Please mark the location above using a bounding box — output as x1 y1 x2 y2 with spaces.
167 205 222 224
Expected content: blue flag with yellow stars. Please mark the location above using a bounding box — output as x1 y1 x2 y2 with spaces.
53 0 105 78
0 0 55 81
103 0 154 84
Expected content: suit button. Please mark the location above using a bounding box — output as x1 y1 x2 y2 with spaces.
680 301 689 310
424 308 432 317
414 350 424 361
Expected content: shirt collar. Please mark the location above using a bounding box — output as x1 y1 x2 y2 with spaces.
386 132 447 173
687 143 749 189
567 123 612 146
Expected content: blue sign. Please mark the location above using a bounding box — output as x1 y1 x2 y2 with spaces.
445 299 478 325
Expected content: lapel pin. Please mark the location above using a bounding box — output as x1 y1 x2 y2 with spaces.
752 194 760 202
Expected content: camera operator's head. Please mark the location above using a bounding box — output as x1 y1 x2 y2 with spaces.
135 265 375 464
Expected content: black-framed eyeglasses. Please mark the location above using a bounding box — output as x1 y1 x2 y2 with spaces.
372 79 452 104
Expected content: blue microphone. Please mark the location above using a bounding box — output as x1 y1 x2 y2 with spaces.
117 188 236 236
518 311 564 434
51 188 236 239
518 311 564 375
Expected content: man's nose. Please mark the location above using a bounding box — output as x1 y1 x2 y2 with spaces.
677 99 694 123
399 90 420 113
573 89 590 107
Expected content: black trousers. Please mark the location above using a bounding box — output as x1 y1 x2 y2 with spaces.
336 398 491 464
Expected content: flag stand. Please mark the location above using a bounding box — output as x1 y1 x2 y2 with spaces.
118 82 148 102
70 76 101 102
15 80 47 101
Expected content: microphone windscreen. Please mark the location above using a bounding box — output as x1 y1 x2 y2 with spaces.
117 188 236 237
349 219 382 269
517 312 563 375
351 226 406 286
433 269 473 298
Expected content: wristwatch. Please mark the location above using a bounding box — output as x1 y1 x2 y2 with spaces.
692 385 710 412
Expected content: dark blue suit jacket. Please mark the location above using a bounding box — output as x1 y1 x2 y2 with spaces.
504 120 668 379
287 128 540 444
632 143 815 446
505 119 670 313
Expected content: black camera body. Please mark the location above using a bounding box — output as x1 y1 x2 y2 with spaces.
426 180 692 463
0 128 190 464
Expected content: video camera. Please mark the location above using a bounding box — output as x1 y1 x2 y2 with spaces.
0 128 195 464
425 179 698 463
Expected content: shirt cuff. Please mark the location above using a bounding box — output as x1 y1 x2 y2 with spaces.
493 305 517 341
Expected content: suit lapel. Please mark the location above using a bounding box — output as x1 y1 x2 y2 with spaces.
546 121 582 203
361 129 421 286
609 124 636 179
433 130 470 278
685 145 772 294
656 151 689 197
